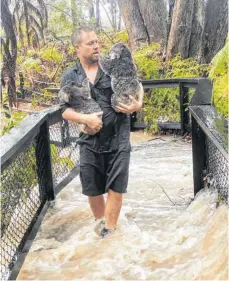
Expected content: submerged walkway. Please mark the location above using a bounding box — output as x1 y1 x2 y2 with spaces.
17 133 228 280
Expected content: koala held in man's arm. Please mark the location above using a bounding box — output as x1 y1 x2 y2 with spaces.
59 78 102 135
99 43 143 111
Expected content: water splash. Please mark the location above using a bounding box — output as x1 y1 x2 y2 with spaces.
17 136 228 280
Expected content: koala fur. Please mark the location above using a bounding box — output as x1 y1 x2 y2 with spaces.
58 78 102 134
99 43 143 109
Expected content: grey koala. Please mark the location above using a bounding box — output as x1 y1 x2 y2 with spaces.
58 78 102 134
99 43 143 110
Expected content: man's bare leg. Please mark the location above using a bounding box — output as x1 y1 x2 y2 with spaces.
88 195 105 220
105 189 122 229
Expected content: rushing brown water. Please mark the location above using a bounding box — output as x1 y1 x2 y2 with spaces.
17 133 228 280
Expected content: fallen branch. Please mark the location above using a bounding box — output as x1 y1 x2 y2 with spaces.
152 180 176 205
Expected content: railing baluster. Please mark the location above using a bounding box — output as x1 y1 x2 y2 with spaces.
35 121 55 201
180 83 189 135
191 116 206 195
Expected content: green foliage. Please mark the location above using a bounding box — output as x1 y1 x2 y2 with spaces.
40 48 63 63
133 43 161 80
48 1 74 36
209 41 228 118
21 58 42 73
113 30 129 43
133 51 208 133
1 145 37 231
165 54 209 79
1 111 28 136
99 30 129 56
1 89 27 135
50 144 75 169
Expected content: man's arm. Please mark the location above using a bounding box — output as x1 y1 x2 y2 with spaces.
62 108 103 132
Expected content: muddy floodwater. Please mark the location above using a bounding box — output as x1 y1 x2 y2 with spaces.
17 133 228 280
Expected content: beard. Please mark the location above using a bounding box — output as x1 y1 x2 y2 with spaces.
86 54 99 64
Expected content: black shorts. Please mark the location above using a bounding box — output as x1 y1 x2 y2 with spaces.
79 146 130 196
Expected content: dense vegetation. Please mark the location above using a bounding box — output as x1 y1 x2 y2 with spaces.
1 30 228 134
1 0 228 135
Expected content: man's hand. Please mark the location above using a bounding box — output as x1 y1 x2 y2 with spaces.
84 111 103 132
115 96 142 114
79 124 98 135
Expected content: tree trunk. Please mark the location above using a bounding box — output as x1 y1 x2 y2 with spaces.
117 0 149 47
22 0 30 47
204 0 228 63
110 1 117 30
137 0 167 44
71 0 78 27
88 0 95 19
118 10 121 31
1 0 17 109
96 0 100 28
164 0 175 57
189 0 205 63
166 0 195 61
37 0 48 28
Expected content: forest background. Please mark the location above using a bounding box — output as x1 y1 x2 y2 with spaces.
1 0 228 135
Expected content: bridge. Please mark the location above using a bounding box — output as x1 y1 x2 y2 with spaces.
1 78 228 280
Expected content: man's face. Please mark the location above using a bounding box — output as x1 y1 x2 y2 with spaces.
76 31 100 64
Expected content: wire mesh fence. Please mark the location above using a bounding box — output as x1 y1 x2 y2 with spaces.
1 115 81 280
49 120 80 188
1 141 41 280
206 138 228 200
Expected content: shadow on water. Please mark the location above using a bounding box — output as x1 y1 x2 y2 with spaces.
17 135 228 280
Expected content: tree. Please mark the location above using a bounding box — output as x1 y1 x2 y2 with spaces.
117 0 149 47
204 0 228 63
13 0 48 48
1 0 18 109
165 0 227 62
137 0 167 44
188 0 205 62
88 0 95 19
101 0 121 31
166 0 195 61
164 0 175 57
71 0 78 26
96 0 100 28
117 0 167 47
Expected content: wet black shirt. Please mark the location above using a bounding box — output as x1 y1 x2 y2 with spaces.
60 61 131 153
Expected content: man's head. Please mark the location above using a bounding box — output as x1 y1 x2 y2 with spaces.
71 27 100 64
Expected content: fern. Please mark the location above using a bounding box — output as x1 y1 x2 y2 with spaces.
209 41 228 78
209 41 228 118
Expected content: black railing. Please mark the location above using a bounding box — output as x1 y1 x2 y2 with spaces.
0 78 228 280
190 106 228 198
1 107 80 280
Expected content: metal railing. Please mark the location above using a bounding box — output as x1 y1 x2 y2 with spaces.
1 107 80 280
0 78 228 280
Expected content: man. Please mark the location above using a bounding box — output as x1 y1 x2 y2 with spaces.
60 26 143 238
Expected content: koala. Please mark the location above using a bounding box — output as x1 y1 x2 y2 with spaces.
99 43 143 110
58 78 102 134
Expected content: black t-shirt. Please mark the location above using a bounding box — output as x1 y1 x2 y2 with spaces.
60 61 131 153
